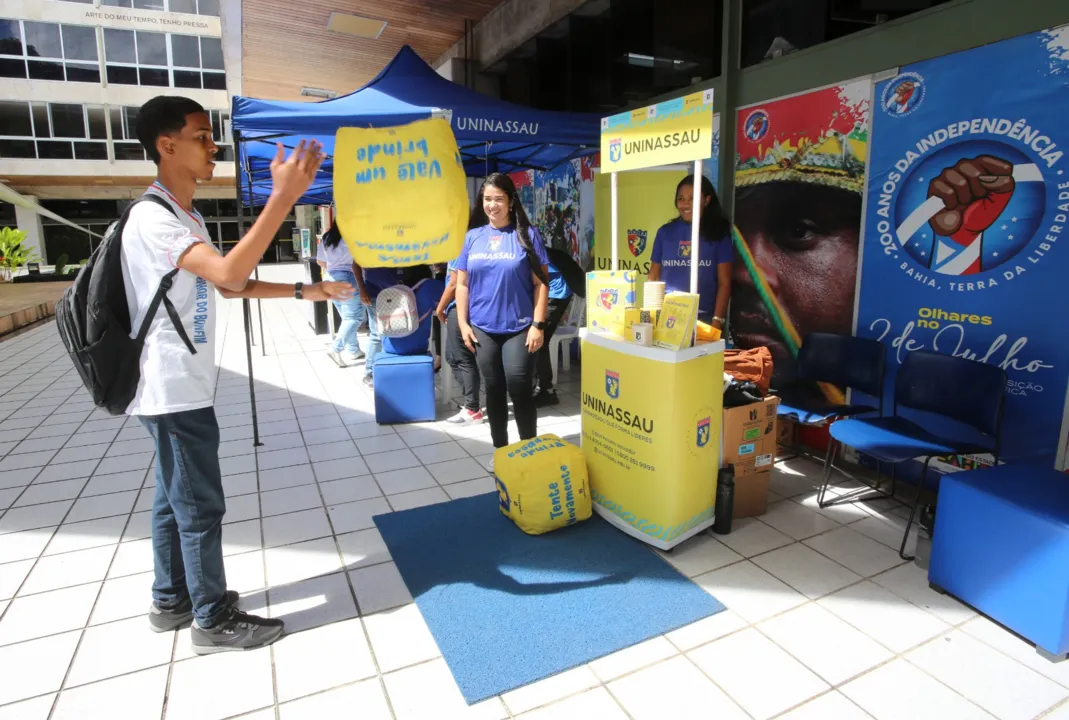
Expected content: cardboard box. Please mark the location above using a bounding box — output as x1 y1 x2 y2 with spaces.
777 416 796 449
722 396 780 517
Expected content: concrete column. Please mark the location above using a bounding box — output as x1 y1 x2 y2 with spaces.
14 196 46 264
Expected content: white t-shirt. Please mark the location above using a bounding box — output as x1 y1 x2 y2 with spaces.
316 238 354 276
120 182 219 416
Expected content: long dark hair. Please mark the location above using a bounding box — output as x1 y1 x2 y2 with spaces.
676 174 731 242
322 219 343 249
469 172 548 284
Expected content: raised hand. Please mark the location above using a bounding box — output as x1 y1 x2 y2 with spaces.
270 140 326 204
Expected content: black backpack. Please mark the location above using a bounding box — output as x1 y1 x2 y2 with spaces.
545 247 587 298
56 194 197 416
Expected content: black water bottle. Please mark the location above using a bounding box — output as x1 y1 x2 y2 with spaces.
713 464 735 535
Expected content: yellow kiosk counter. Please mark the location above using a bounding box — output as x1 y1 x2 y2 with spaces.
580 330 725 550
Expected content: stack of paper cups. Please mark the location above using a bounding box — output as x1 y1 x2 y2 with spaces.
631 323 654 346
644 281 666 309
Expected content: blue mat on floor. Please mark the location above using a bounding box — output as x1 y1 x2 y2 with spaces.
374 493 726 704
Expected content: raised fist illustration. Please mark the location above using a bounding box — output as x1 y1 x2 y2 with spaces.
927 155 1015 239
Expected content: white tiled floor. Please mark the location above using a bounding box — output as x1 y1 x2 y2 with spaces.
0 284 1067 719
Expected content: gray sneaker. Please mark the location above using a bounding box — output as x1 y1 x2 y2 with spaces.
191 606 284 655
149 590 239 633
343 350 365 364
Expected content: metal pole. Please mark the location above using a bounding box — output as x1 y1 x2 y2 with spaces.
690 159 703 294
233 129 261 446
610 171 619 272
243 168 267 358
242 298 261 446
691 158 703 347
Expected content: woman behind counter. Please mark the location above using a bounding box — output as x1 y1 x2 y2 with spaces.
647 174 733 330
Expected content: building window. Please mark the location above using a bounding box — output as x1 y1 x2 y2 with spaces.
169 33 225 89
2 18 224 89
104 28 226 88
0 20 101 83
0 100 109 160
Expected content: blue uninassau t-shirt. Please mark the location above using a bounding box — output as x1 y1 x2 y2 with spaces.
456 224 550 334
546 261 572 301
651 218 734 314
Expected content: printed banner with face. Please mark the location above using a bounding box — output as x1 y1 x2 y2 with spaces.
730 79 872 397
334 117 467 267
855 26 1069 465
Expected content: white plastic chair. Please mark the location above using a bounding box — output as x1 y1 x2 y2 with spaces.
549 296 584 387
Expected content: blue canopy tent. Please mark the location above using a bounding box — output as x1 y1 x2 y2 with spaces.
228 46 600 444
230 44 601 206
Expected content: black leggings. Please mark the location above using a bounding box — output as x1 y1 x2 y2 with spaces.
445 308 480 413
471 325 537 448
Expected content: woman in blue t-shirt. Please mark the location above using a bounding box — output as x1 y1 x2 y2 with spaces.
648 175 734 329
455 173 551 458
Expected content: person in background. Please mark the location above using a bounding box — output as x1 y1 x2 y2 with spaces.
316 220 369 367
435 257 483 425
532 247 581 407
455 173 550 465
430 262 447 371
359 263 435 390
648 174 733 329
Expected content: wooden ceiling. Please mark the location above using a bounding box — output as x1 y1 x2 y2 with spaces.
241 0 506 101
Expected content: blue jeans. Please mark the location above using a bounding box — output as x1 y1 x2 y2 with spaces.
325 269 367 354
365 304 381 380
139 407 228 627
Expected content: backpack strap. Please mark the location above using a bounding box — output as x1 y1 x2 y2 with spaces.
135 269 196 354
131 194 196 355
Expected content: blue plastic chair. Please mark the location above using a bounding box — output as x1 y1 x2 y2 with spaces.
776 333 889 502
826 350 1007 560
778 332 885 425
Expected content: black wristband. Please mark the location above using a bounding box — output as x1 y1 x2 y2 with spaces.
294 282 303 300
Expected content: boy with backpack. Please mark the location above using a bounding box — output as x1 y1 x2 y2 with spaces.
82 96 350 654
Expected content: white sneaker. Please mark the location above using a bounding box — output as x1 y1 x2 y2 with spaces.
327 350 347 367
343 350 365 364
446 409 483 425
487 457 494 472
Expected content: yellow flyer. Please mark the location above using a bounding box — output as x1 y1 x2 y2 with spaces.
654 293 700 351
600 89 715 173
334 117 467 267
580 334 723 549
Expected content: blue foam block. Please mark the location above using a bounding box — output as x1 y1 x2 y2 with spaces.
374 493 726 704
373 352 435 424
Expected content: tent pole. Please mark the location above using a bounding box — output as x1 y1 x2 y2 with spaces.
690 158 703 347
243 158 267 357
233 130 262 447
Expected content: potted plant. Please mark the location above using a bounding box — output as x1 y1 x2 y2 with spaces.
0 227 41 283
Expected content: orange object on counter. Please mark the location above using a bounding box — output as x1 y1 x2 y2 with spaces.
696 321 722 342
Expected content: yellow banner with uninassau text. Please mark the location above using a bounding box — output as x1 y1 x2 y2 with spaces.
600 89 715 173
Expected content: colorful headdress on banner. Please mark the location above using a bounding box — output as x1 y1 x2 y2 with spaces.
735 82 870 194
